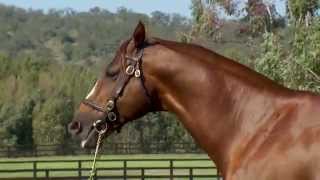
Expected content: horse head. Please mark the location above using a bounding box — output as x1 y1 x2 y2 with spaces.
68 22 158 148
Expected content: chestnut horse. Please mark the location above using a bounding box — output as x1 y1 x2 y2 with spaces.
69 22 320 180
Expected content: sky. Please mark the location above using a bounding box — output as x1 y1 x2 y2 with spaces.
0 0 286 18
0 0 193 17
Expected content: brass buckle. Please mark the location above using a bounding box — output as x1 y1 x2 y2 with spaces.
125 65 135 75
134 69 141 77
106 100 115 111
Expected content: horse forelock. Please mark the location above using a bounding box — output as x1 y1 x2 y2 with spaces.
104 39 131 76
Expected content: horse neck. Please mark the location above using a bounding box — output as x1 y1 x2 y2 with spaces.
144 43 293 174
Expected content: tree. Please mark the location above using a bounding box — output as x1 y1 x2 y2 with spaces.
63 43 73 61
287 0 319 26
151 11 170 25
32 95 73 145
0 103 17 146
190 0 281 37
255 32 285 83
190 0 221 37
255 1 320 93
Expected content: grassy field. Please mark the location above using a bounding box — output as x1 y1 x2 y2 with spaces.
0 154 219 179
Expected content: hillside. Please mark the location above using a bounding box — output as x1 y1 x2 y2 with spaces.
0 4 194 149
0 5 190 64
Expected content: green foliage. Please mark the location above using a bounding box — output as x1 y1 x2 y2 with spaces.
0 103 17 146
204 0 238 15
288 0 319 24
137 113 193 153
190 0 285 38
255 32 285 83
0 55 97 147
255 17 320 92
285 19 320 91
10 98 35 148
0 4 190 63
0 4 192 149
32 96 73 145
190 0 221 38
0 97 34 147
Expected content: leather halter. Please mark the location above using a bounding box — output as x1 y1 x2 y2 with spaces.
81 47 151 133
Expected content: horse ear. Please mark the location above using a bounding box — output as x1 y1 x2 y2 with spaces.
132 21 146 48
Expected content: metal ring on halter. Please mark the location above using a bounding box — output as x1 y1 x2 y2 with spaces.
134 69 141 77
106 100 115 111
107 112 117 122
125 65 135 75
93 119 108 134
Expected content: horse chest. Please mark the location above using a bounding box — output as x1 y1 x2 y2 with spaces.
228 143 320 180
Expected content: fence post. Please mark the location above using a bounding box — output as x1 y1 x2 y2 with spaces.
115 143 119 154
189 168 193 180
123 160 127 180
94 168 98 180
34 145 38 157
170 160 173 180
33 161 37 179
141 168 145 180
78 160 82 179
7 147 10 158
45 169 49 178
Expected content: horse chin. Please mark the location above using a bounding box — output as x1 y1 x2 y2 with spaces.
81 128 97 149
80 126 113 149
80 117 125 149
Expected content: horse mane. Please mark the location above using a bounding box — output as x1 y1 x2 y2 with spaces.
147 37 291 94
147 37 219 59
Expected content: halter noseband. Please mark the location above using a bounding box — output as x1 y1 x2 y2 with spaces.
81 48 152 134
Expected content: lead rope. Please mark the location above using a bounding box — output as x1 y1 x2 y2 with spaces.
88 132 103 180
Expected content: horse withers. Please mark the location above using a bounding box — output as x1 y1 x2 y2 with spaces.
69 22 320 180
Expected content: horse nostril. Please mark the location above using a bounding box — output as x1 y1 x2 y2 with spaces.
68 121 82 135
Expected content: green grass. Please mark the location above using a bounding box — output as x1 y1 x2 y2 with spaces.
0 154 218 179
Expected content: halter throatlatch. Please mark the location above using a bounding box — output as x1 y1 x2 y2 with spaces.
81 48 149 134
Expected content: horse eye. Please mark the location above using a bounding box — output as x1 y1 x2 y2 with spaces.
110 73 119 81
106 70 119 81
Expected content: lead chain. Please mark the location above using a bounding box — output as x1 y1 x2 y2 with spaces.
88 132 103 180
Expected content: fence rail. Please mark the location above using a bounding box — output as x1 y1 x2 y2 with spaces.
0 158 221 179
0 142 202 158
